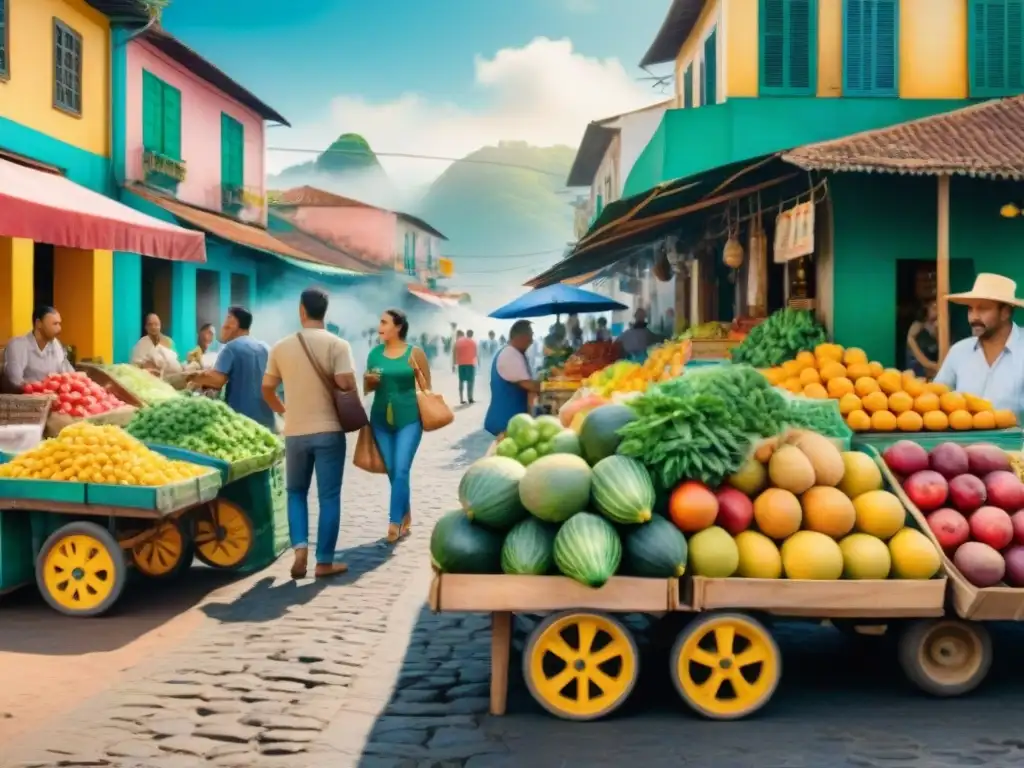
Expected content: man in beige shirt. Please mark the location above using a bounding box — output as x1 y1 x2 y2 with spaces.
262 289 356 580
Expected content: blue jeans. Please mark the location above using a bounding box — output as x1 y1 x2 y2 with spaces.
285 431 346 564
372 420 423 525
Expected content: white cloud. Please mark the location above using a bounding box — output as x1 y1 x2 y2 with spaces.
266 37 656 187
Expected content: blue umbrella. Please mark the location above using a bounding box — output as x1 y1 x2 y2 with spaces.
489 284 627 319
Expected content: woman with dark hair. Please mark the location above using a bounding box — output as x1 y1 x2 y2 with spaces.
907 296 939 379
364 308 431 543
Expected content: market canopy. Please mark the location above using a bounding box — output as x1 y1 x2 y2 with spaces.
489 284 627 319
0 157 206 262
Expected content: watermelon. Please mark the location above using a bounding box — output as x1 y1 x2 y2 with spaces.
579 404 637 465
430 510 504 573
624 515 688 577
591 455 655 525
549 429 582 457
507 413 540 449
519 454 592 523
459 456 528 530
553 512 622 588
501 517 557 575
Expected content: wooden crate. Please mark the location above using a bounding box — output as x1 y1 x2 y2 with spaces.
0 394 54 427
689 338 741 360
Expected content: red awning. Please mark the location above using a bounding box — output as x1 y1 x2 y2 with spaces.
0 157 206 262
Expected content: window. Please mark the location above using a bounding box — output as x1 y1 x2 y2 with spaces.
0 0 9 80
142 70 182 159
843 0 898 96
759 0 818 95
221 113 244 190
404 231 417 275
699 57 706 105
54 19 83 115
683 63 693 107
704 27 718 104
969 0 1024 97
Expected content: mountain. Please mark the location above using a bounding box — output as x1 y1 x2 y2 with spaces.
414 142 577 306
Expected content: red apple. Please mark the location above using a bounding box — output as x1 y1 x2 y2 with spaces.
930 442 970 479
1012 509 1024 545
948 474 987 513
984 471 1024 512
883 440 930 476
1004 545 1024 586
927 508 970 552
966 443 1012 476
715 487 754 536
970 506 1014 550
903 470 949 513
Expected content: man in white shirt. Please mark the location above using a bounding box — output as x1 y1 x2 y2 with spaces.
131 313 181 373
3 305 74 391
484 320 539 435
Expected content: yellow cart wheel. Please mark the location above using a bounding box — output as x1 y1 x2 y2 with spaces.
34 521 127 617
193 500 254 569
671 611 781 720
898 619 992 697
130 519 193 579
523 610 639 721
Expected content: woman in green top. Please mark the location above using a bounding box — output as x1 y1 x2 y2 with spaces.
364 309 431 543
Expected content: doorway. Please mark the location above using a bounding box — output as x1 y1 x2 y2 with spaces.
33 243 54 310
196 269 220 332
895 258 975 369
141 257 173 336
230 273 250 309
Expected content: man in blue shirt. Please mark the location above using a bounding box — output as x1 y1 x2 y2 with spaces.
934 273 1024 414
190 306 276 429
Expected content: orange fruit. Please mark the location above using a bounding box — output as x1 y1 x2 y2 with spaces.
913 392 940 413
843 347 868 366
862 391 890 414
782 377 803 393
845 362 871 380
795 350 816 369
995 409 1018 428
855 376 881 397
922 410 949 431
948 409 974 430
939 392 967 414
871 410 898 432
902 377 926 397
815 343 844 362
762 367 786 385
867 361 884 377
888 391 914 414
803 383 828 399
926 381 950 395
846 410 872 432
896 411 924 432
819 361 847 382
827 376 855 398
877 370 903 395
782 360 802 378
973 411 996 430
838 392 862 416
965 393 993 414
799 367 822 386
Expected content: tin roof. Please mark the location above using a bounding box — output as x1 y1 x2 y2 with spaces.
639 0 704 68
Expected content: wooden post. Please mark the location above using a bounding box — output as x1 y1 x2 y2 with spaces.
937 175 951 362
490 611 512 716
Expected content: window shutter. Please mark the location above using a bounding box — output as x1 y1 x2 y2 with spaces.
142 71 163 152
704 28 718 103
761 0 787 90
970 0 1024 95
760 0 818 95
699 58 706 104
683 64 693 107
0 0 8 77
220 114 230 188
231 120 244 186
161 84 182 160
844 0 898 96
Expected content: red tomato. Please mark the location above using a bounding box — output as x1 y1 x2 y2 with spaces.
66 391 82 402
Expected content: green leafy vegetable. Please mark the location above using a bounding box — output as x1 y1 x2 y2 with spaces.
783 394 852 439
730 309 828 368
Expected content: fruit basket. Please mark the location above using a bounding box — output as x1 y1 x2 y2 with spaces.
852 427 1023 453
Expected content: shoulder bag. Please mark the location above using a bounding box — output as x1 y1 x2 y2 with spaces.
296 333 368 433
410 353 453 432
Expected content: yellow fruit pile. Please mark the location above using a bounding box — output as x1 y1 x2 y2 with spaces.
761 344 1017 433
0 423 208 485
584 339 692 395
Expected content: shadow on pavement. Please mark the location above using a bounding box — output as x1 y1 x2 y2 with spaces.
201 539 393 624
0 564 244 656
357 609 1024 767
450 429 493 470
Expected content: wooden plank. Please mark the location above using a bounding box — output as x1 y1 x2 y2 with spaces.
0 497 203 520
433 574 674 613
490 612 511 716
936 175 951 361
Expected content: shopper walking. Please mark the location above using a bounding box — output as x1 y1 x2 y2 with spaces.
262 289 355 579
455 329 478 404
364 308 430 544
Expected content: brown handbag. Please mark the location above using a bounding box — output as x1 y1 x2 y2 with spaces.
353 425 387 473
411 356 454 432
296 333 368 433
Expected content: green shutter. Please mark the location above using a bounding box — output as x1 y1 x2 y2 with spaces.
142 70 163 153
970 0 1024 96
683 63 693 107
221 114 244 188
161 84 182 160
843 0 898 96
0 0 8 78
704 27 718 103
759 0 818 95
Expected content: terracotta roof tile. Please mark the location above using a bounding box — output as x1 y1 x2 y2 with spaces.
784 96 1024 179
275 186 370 208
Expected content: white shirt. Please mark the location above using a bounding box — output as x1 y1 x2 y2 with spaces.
131 336 182 373
934 324 1024 413
496 346 531 382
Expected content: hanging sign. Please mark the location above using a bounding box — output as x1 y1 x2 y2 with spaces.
437 257 454 277
773 201 815 263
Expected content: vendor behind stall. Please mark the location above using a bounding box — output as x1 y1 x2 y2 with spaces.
484 320 539 436
132 313 181 374
615 308 663 361
3 305 74 391
186 323 219 371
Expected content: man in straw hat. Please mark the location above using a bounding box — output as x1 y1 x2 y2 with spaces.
934 273 1024 412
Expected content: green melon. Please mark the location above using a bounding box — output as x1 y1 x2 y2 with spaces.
548 429 582 457
535 414 563 441
458 456 528 530
624 515 688 578
553 512 621 588
518 453 592 523
579 404 637 465
591 455 655 524
501 517 557 575
430 510 504 574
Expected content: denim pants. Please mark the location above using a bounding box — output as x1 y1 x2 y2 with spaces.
285 431 346 564
372 420 423 525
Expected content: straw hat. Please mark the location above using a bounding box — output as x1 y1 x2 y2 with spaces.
946 273 1024 308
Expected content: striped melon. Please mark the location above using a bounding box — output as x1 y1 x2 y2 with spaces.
553 512 621 588
458 456 528 530
591 455 655 525
501 517 557 575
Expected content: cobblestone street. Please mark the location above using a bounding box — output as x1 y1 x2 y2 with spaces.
4 376 1024 767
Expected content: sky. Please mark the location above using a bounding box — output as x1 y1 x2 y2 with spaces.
161 0 675 186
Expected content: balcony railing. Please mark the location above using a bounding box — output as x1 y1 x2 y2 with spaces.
143 150 186 185
221 184 266 217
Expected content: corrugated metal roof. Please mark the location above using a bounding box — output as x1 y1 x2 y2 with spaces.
639 0 704 68
567 123 619 187
274 186 448 240
783 96 1024 179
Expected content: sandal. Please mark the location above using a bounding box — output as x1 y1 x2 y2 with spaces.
386 523 401 544
400 513 412 538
